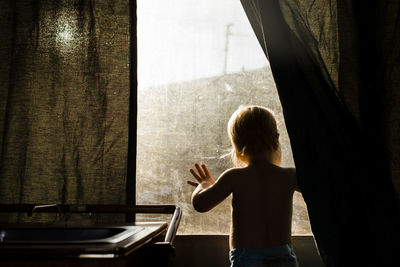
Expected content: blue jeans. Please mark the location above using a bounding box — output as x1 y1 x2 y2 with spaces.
229 244 299 267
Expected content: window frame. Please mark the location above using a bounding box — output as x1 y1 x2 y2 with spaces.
127 0 137 221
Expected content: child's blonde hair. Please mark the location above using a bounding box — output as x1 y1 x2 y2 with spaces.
228 105 279 164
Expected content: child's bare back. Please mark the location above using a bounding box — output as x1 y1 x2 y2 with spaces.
227 163 297 249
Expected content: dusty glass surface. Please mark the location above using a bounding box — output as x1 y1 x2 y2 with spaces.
136 0 311 235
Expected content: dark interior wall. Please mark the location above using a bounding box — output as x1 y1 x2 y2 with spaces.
172 235 324 267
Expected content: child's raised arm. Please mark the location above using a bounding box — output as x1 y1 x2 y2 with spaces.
187 163 233 213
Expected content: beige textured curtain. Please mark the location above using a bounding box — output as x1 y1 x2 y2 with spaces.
0 0 130 223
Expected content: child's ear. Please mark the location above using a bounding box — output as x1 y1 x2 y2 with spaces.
236 151 247 163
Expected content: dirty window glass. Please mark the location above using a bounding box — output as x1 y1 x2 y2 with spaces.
136 0 312 235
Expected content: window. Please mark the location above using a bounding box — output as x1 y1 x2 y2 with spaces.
136 0 311 235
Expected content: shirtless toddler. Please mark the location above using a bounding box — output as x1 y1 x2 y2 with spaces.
187 105 299 267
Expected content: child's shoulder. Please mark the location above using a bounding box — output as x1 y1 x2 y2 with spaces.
278 166 298 191
280 166 296 176
220 166 248 178
220 165 296 180
273 166 296 181
217 167 249 183
249 163 296 183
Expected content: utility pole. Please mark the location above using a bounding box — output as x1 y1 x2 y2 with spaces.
223 23 233 75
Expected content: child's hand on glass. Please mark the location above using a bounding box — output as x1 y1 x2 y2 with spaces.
187 163 215 188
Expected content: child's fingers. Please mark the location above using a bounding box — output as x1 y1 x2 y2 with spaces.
186 180 199 187
190 168 202 181
202 164 212 178
194 163 206 177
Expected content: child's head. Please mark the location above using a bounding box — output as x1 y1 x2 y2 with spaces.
228 105 280 165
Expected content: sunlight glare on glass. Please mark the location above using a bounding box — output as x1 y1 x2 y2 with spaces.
137 0 267 90
55 15 76 47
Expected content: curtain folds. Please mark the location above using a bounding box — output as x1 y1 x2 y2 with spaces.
241 0 400 266
0 0 130 223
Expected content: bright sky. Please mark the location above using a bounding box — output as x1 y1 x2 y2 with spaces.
137 0 268 89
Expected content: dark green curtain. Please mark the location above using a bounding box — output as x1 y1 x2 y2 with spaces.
0 0 130 223
241 0 400 266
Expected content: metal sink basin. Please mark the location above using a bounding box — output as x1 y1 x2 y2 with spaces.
0 226 144 244
0 205 180 259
